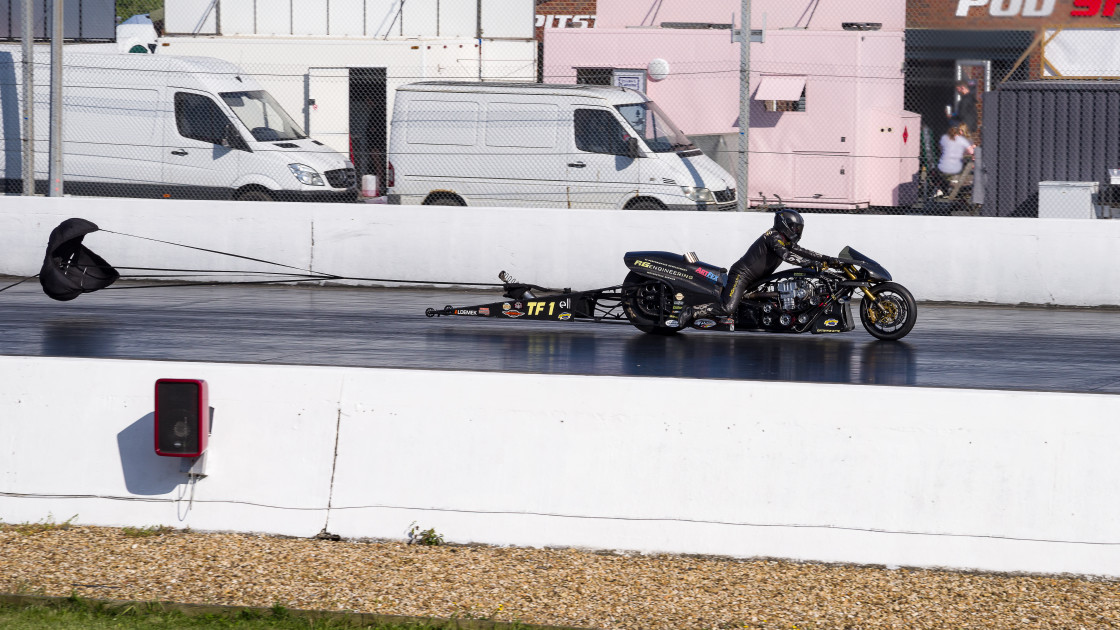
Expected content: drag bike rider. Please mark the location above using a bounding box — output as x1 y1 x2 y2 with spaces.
678 209 844 327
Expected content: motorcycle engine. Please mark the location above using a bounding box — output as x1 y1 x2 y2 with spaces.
775 278 818 312
750 277 829 330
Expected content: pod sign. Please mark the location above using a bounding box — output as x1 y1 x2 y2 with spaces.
957 0 1120 17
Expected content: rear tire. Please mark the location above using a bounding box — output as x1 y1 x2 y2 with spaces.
423 193 466 206
859 282 917 341
621 271 679 335
626 198 666 210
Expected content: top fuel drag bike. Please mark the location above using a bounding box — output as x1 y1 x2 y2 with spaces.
426 246 916 341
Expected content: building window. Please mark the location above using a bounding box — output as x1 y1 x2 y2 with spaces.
576 68 613 86
766 87 807 112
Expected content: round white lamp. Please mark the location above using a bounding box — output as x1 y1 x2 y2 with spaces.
647 58 670 82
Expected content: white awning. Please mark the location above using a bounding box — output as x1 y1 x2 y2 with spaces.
754 75 807 101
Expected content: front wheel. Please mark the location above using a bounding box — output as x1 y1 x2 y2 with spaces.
236 188 275 202
621 271 679 335
860 282 917 341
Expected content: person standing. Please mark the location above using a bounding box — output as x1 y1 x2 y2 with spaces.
952 80 979 136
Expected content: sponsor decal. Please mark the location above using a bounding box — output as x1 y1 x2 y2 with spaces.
633 260 695 281
664 319 680 328
527 299 569 316
558 312 572 321
479 307 490 316
694 318 718 329
505 310 525 318
454 309 478 316
825 318 839 327
514 302 523 310
675 293 684 300
695 267 720 282
502 303 511 310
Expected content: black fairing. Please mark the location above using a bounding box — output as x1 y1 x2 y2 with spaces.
838 246 892 281
623 251 726 302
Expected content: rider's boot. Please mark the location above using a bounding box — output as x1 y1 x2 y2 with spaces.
678 303 722 328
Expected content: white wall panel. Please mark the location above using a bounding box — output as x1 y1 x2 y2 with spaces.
401 0 437 37
1 356 1119 576
438 1 477 38
165 0 218 35
254 0 293 36
292 0 329 36
328 0 368 36
481 39 537 80
365 0 401 37
1 197 1119 307
481 0 533 38
221 3 257 35
1044 29 1120 78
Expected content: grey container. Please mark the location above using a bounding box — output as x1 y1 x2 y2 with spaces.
981 81 1120 217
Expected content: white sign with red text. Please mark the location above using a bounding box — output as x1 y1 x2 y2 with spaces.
957 0 1120 17
535 15 595 28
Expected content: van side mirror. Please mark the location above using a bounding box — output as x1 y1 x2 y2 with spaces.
627 136 642 159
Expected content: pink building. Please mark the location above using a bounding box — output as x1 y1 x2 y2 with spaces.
544 0 920 209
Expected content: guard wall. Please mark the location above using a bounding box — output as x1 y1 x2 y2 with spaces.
1 196 1117 306
0 355 1118 577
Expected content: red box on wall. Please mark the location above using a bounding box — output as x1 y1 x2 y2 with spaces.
154 379 210 457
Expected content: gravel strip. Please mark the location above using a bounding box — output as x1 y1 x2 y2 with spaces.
1 525 1118 629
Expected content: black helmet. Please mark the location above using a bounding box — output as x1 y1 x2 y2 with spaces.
773 209 805 242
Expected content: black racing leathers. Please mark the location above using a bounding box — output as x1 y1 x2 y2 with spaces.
698 229 834 318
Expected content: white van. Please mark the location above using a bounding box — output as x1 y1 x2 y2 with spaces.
386 82 736 210
0 47 356 202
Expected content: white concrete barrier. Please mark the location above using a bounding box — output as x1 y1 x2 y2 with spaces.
2 196 1118 306
1 355 1118 577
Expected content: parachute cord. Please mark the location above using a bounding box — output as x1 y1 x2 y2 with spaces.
114 266 335 278
103 278 337 290
99 230 504 287
0 274 39 293
101 230 337 279
312 275 504 287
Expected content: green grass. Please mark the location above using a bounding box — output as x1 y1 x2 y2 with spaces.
0 514 77 535
0 595 554 630
121 524 178 538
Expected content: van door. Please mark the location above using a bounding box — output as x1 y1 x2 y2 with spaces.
567 108 640 209
481 101 566 207
163 89 242 199
62 86 164 197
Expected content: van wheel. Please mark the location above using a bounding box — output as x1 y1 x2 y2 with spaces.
423 193 466 206
237 189 275 202
627 198 665 210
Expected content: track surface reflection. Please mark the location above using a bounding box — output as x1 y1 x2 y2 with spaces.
0 281 1116 394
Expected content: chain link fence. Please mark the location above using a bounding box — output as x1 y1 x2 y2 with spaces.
1 12 1118 219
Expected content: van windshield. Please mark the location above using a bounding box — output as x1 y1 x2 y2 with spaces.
220 90 307 142
614 101 695 153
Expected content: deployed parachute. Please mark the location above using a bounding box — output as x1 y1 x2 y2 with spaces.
18 217 491 304
39 218 120 301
